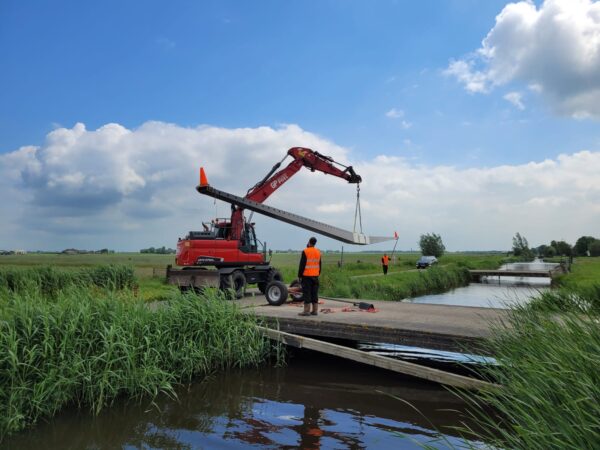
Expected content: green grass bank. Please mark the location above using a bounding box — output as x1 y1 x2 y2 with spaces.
0 252 515 301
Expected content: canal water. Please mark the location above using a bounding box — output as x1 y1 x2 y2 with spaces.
409 260 552 308
4 262 549 449
4 353 487 449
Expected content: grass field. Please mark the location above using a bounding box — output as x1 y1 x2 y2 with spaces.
552 256 600 290
526 256 600 314
0 251 514 301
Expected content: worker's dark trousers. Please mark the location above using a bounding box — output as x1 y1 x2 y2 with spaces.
382 265 388 275
302 276 319 304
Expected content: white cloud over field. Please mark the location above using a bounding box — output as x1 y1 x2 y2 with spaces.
1 121 599 251
446 0 600 118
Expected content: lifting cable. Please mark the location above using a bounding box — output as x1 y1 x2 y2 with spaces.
353 184 363 234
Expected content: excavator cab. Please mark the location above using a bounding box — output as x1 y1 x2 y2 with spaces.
239 223 258 254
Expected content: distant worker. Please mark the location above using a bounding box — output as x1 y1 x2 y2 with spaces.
381 253 389 275
298 237 322 316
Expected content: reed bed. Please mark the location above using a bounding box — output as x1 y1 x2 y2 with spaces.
320 265 471 300
527 284 600 315
0 265 136 297
0 287 274 439
459 297 600 449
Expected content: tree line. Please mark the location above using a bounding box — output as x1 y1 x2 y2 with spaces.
140 246 176 254
513 232 600 258
418 232 600 259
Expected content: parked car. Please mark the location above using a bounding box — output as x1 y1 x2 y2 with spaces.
416 256 438 269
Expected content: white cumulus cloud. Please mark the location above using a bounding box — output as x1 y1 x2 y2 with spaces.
1 121 599 251
446 0 600 118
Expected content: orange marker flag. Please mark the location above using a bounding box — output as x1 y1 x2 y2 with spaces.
394 231 399 240
199 167 209 187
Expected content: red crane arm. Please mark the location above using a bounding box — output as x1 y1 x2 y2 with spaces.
245 147 362 204
228 147 361 241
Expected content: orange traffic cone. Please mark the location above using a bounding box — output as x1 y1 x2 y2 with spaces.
199 167 209 187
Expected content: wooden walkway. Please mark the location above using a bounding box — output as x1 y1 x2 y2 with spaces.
260 327 499 390
239 296 509 354
469 266 565 283
469 269 552 279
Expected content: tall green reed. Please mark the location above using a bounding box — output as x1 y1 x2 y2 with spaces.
0 287 275 439
527 284 600 315
0 265 135 297
457 299 600 449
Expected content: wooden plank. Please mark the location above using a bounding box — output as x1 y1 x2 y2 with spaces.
469 270 552 279
258 326 499 391
259 317 488 354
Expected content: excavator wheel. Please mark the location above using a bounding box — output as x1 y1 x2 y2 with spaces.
220 271 246 299
258 269 283 293
265 281 288 306
230 271 246 299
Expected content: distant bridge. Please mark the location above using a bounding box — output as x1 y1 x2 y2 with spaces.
469 265 566 283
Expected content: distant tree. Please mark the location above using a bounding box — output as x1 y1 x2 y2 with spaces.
419 233 445 257
545 246 556 257
574 236 596 256
589 240 600 257
551 240 573 257
140 246 176 254
512 232 530 257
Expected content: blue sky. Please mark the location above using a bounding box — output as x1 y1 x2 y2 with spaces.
1 0 600 251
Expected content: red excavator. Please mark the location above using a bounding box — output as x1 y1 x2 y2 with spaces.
169 147 362 298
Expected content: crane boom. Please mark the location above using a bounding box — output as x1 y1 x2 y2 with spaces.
197 184 391 245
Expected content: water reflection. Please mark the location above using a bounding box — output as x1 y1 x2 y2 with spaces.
4 355 486 449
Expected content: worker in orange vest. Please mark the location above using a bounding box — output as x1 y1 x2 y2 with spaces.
298 236 322 316
381 253 389 275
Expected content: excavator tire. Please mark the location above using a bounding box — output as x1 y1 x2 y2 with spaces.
220 271 246 299
230 271 246 299
265 281 288 306
258 269 283 294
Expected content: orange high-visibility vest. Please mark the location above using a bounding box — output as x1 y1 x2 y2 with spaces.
382 255 389 266
303 247 321 276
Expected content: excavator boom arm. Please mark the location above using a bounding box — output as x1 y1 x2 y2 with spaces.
245 147 361 204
